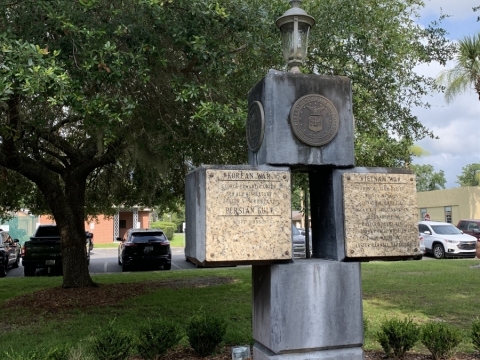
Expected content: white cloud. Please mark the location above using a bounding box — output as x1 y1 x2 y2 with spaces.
412 83 480 187
419 0 478 19
417 0 480 39
411 1 480 188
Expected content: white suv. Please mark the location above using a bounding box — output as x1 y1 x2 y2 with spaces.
418 221 476 259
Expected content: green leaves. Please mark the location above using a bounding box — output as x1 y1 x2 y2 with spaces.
456 163 480 187
306 0 454 166
410 164 446 192
0 0 456 216
437 33 480 103
0 37 70 101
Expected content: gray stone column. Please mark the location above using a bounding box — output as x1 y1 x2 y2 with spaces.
247 71 364 359
252 260 364 360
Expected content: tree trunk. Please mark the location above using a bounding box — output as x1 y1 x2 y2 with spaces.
475 76 480 101
49 173 96 288
58 222 96 288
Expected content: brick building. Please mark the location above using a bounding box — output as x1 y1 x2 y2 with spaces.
38 207 151 245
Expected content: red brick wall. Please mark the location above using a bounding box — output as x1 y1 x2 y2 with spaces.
86 216 114 244
118 211 150 239
39 211 151 244
38 215 55 225
138 211 150 228
119 212 132 239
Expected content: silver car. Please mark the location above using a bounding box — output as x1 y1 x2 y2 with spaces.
292 225 306 258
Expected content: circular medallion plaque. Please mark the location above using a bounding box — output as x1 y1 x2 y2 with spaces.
246 101 265 152
290 94 339 147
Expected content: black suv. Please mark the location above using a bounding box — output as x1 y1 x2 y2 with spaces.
117 228 171 272
0 231 21 277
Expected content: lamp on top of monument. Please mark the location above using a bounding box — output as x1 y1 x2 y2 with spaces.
275 0 315 74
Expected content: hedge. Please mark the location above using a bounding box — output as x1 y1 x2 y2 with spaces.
150 221 176 240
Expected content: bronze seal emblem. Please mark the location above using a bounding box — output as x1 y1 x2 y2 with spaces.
290 94 339 147
246 101 265 152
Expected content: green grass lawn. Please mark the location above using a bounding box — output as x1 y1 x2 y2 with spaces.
0 259 479 356
362 258 480 353
169 232 185 247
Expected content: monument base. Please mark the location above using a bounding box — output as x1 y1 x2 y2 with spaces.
253 342 364 360
253 260 364 357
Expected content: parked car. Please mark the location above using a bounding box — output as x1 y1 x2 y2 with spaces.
22 225 91 276
415 234 426 260
418 221 476 259
456 219 480 258
299 228 312 255
117 228 171 272
292 225 306 258
0 231 21 277
85 231 94 252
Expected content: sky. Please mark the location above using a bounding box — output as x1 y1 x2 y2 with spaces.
411 0 480 188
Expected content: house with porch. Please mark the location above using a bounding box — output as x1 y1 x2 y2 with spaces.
38 207 152 245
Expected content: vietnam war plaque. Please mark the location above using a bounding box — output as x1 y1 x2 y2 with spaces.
343 172 420 259
205 169 291 262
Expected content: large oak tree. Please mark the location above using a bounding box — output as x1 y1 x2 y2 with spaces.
457 163 480 187
0 0 454 288
410 164 446 191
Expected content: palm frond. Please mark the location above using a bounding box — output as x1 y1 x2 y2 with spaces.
437 33 480 103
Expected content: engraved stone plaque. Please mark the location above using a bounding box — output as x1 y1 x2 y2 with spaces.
203 168 291 262
185 166 293 265
343 172 419 259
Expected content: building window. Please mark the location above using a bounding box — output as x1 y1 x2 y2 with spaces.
119 220 127 229
444 206 452 223
420 208 427 221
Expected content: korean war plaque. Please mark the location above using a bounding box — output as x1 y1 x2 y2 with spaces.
185 165 291 266
343 172 420 259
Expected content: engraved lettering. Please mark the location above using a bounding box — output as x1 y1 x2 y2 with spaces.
343 172 418 258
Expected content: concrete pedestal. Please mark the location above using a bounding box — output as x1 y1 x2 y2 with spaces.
253 343 364 360
252 259 364 359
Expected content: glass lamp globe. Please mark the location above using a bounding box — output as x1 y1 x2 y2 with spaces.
275 0 315 73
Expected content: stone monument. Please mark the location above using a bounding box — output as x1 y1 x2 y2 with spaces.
185 1 419 359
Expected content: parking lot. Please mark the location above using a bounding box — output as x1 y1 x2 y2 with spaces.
5 247 197 277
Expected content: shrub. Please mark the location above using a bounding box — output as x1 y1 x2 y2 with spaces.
471 318 480 352
420 322 462 360
375 317 420 359
136 318 183 359
90 322 133 360
4 344 70 360
186 312 227 357
4 349 41 360
41 345 71 360
150 221 176 240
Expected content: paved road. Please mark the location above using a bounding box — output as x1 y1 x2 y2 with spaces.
89 247 196 273
5 249 474 278
5 247 197 277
